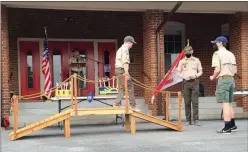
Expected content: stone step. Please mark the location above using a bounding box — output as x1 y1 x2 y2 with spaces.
170 107 243 115
169 112 248 121
169 96 222 103
170 102 238 109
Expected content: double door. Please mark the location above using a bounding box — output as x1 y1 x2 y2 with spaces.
20 41 95 97
19 40 116 97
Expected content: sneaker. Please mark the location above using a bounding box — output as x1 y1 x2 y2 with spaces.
194 120 202 126
113 103 121 107
217 128 231 134
230 125 238 132
184 121 191 126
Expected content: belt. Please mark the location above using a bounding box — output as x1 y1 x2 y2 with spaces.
219 75 233 79
184 78 198 82
115 67 124 69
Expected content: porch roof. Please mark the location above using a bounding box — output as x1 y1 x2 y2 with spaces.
2 1 248 14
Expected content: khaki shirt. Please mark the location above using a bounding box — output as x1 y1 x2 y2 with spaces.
211 47 237 78
69 56 84 72
177 56 203 80
115 44 130 68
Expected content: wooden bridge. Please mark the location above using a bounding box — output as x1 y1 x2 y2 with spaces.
9 73 184 141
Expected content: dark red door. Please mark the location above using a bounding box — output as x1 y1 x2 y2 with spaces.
19 41 40 99
98 42 116 80
48 41 69 87
69 42 95 96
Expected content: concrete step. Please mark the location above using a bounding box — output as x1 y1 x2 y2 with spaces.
170 102 237 109
169 96 222 103
169 112 248 121
169 107 246 121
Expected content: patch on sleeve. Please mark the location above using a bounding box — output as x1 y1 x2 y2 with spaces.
211 53 220 68
122 48 130 63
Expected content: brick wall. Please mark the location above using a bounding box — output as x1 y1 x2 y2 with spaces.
1 5 10 117
163 13 230 96
5 7 247 115
7 8 144 97
230 12 248 112
143 10 164 116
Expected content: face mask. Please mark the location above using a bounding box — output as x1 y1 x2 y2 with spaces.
185 54 192 58
213 44 218 51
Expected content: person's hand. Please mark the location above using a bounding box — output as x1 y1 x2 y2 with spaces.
210 75 215 81
188 75 196 80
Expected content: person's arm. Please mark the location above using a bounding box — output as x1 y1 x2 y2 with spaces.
177 61 183 78
196 59 203 78
210 52 221 80
123 64 129 74
122 49 130 75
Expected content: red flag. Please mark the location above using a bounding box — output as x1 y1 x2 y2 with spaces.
151 50 185 104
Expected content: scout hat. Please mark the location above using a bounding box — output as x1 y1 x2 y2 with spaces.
211 36 228 44
184 39 192 54
124 36 137 44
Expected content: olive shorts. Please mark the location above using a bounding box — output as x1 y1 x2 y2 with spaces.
216 77 234 103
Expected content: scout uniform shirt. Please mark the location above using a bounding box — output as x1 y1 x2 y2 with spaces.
115 44 130 68
211 47 237 78
177 56 203 80
69 55 84 72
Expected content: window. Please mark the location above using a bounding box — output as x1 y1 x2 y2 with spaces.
27 50 33 88
79 50 87 89
53 49 61 85
164 21 185 73
221 23 229 50
104 50 110 87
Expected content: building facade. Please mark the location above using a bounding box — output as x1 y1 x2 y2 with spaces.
1 2 248 120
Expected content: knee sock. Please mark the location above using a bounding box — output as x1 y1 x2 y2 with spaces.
224 121 232 130
231 118 236 126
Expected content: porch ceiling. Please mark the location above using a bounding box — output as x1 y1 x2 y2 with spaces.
2 1 248 14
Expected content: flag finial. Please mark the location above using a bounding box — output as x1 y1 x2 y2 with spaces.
187 39 189 46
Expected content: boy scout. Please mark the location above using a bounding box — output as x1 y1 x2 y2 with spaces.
177 45 203 126
113 36 139 111
69 48 85 95
210 36 237 134
69 48 84 76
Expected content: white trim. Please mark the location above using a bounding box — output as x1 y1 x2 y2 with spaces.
17 38 117 96
2 1 247 14
164 21 186 49
94 41 99 95
39 39 44 94
17 40 20 96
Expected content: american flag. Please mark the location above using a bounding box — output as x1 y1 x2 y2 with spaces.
42 27 52 98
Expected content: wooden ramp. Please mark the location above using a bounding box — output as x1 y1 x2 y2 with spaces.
9 109 73 141
131 111 183 132
71 107 131 116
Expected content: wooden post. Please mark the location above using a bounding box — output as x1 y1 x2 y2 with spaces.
64 117 71 138
125 114 130 132
70 76 74 109
124 73 129 113
130 115 136 134
165 92 170 121
178 92 182 126
73 73 78 115
13 96 18 139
